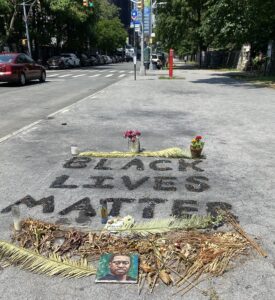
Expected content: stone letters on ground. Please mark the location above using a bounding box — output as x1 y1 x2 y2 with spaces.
1 157 232 223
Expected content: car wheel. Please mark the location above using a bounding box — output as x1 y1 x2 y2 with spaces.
39 71 46 83
19 73 26 86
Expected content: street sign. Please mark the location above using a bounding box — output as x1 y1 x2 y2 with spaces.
131 9 138 20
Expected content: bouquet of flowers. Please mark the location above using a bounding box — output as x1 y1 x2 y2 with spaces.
191 135 204 149
124 130 141 142
190 136 204 158
124 130 141 153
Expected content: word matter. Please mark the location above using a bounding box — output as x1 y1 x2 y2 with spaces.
1 195 232 224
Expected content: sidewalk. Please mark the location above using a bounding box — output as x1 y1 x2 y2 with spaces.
0 68 275 299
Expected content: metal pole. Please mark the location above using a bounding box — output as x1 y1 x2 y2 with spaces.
149 0 153 70
139 0 145 75
22 1 32 57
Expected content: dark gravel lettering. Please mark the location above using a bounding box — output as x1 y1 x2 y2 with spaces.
185 176 209 192
149 160 172 171
154 177 177 191
138 198 167 218
50 175 78 189
83 176 114 189
1 195 54 214
59 197 96 223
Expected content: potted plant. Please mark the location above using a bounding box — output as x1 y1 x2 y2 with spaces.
124 130 141 153
190 136 204 158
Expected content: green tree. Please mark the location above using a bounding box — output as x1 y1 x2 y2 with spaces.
201 0 275 53
96 18 127 53
156 0 207 60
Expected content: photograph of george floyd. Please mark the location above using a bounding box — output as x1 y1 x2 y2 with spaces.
95 253 138 284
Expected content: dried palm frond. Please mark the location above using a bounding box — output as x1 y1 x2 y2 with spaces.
104 215 222 236
0 240 96 278
79 147 191 158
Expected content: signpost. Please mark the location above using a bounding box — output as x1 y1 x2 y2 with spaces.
131 9 138 80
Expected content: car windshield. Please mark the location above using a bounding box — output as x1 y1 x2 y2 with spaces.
0 55 15 63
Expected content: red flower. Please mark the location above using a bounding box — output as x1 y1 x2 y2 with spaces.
124 130 141 139
195 135 202 140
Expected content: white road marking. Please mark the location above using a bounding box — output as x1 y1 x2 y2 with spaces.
89 74 101 77
118 74 126 78
0 121 41 143
128 71 134 74
105 74 113 77
0 82 119 144
72 74 86 78
110 70 116 73
47 74 59 77
119 70 125 73
59 74 71 78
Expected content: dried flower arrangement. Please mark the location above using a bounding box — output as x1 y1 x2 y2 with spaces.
0 212 267 297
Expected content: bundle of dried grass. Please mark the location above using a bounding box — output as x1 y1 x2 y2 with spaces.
0 213 264 296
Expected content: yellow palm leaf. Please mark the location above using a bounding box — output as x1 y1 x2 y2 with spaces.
0 241 96 278
79 147 191 158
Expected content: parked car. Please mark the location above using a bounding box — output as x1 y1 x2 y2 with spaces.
89 55 99 65
47 55 67 69
60 53 80 67
79 53 93 67
0 53 46 85
105 56 113 64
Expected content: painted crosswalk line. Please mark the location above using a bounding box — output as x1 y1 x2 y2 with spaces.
105 74 114 77
72 74 86 78
89 74 101 78
118 74 126 78
47 74 59 77
59 74 71 78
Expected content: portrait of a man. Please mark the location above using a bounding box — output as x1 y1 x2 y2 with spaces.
96 253 138 283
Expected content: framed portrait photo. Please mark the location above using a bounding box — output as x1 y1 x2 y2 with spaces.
95 253 139 284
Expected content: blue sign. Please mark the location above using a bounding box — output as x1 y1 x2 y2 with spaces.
131 9 138 20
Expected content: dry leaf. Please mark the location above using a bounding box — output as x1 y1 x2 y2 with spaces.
159 269 172 285
140 262 153 273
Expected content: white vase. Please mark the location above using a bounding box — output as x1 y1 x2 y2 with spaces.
128 138 140 153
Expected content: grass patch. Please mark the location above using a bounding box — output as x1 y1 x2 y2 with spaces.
159 76 185 80
229 73 275 88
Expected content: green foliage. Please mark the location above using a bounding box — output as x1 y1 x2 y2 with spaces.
156 0 275 55
96 18 127 53
0 0 126 54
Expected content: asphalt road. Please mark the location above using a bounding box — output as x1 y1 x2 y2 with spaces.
0 67 275 300
0 62 135 140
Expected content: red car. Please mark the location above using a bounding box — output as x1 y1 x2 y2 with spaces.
0 53 46 85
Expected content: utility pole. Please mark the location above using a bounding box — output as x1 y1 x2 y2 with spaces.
22 1 32 57
139 0 145 75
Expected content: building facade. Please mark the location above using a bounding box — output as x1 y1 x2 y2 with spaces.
111 0 131 28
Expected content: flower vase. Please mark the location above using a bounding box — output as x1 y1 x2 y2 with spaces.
190 146 203 158
128 138 140 153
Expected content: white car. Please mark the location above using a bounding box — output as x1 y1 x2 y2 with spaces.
60 53 80 67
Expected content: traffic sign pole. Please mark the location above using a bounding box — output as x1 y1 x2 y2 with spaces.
140 0 145 76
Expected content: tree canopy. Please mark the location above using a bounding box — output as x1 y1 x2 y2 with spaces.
155 0 275 55
0 0 127 55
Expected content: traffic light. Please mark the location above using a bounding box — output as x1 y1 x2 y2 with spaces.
137 0 143 10
88 0 94 8
83 0 88 7
21 39 27 46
